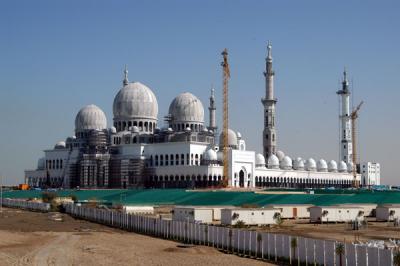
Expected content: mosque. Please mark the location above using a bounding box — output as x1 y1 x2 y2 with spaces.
25 44 359 189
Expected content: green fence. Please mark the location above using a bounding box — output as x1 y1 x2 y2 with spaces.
4 189 400 206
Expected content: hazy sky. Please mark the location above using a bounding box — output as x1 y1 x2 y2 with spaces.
1 1 399 185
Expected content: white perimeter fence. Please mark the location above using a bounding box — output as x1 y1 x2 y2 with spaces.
64 204 394 266
1 198 50 212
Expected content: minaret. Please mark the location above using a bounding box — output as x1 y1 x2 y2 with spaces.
337 69 352 163
123 65 129 86
261 41 277 158
208 87 217 135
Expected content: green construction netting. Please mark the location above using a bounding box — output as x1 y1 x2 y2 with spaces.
3 189 400 206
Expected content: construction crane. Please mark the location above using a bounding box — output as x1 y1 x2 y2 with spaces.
350 101 363 188
221 48 230 188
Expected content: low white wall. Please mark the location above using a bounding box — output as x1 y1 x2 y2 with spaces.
63 204 394 266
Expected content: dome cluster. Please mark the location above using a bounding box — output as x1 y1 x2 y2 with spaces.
256 150 353 173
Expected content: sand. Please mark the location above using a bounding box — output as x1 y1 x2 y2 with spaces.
0 208 272 266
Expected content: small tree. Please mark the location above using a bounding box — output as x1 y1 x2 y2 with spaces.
393 251 400 266
390 210 396 221
42 192 56 203
257 233 262 257
273 212 283 226
233 220 246 228
228 229 233 252
291 237 298 265
335 243 345 266
70 194 78 203
322 210 329 224
204 226 209 245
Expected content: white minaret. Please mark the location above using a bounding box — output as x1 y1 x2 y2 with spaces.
208 87 217 135
337 69 352 163
261 41 277 158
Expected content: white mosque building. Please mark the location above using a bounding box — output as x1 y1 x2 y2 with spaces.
25 46 359 189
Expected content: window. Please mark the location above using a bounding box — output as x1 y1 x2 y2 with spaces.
181 154 185 165
160 155 164 166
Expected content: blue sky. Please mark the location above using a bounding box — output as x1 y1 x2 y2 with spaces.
0 0 399 185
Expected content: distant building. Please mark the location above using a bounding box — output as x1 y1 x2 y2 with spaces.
360 162 381 186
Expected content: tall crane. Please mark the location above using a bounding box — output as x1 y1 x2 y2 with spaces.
221 49 230 188
350 101 363 188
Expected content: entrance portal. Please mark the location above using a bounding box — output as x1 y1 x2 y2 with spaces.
239 170 245 187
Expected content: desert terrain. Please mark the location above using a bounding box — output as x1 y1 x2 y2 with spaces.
0 208 272 266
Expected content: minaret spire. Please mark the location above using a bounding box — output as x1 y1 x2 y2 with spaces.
337 68 352 163
262 41 277 159
208 85 217 138
123 65 129 86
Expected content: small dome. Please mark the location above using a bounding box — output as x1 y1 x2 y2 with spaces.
328 160 338 172
317 159 328 172
204 148 218 161
280 156 293 170
131 126 139 133
255 153 266 167
338 161 347 172
267 154 279 169
219 129 238 149
113 82 158 121
110 127 117 134
75 104 107 132
276 150 285 161
54 141 66 149
306 158 316 171
293 157 304 170
168 92 204 125
237 132 242 139
37 158 45 170
347 161 354 173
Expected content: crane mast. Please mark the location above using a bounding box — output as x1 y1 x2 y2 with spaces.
350 101 363 188
221 49 230 187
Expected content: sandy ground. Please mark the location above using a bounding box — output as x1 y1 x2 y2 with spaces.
0 208 272 266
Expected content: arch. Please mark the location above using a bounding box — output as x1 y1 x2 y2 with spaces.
139 121 143 131
144 122 148 132
239 170 245 187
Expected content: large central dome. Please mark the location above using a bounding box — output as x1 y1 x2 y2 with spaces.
113 82 158 132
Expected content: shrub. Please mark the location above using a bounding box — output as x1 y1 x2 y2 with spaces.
42 192 57 203
233 220 246 228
